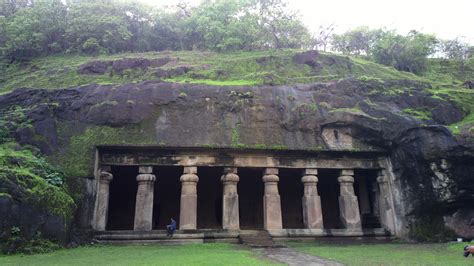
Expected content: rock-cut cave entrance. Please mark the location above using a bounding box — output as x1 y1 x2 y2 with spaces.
354 169 381 229
318 169 342 229
280 168 304 229
238 168 264 229
197 167 223 229
107 166 138 230
153 166 181 230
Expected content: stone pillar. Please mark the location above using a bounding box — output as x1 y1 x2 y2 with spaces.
377 173 395 231
96 169 113 231
301 169 324 229
338 169 362 229
262 168 282 230
134 166 156 231
179 166 199 230
221 167 240 230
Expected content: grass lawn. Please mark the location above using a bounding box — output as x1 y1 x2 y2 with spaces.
0 243 276 266
289 241 472 266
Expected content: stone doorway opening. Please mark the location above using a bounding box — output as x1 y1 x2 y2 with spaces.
238 168 264 229
153 166 181 230
318 169 342 229
107 166 138 230
197 167 223 229
279 168 304 229
355 169 381 229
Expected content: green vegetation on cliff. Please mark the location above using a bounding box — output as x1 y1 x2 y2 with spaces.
0 142 75 219
1 50 472 94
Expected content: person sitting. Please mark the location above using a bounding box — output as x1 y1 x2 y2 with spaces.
166 218 177 237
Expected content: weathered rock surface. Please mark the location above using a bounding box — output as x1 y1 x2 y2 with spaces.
0 78 473 239
77 57 172 75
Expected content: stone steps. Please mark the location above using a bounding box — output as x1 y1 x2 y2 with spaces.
94 229 240 244
239 230 285 248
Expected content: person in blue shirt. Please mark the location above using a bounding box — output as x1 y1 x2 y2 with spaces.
166 218 177 237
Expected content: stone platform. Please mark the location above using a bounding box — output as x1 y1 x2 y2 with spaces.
94 229 391 244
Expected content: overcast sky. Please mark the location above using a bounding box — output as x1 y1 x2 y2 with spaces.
138 0 474 43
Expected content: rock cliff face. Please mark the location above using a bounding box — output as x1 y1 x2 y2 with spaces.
0 78 473 240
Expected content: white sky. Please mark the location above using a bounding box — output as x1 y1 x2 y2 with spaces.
138 0 474 44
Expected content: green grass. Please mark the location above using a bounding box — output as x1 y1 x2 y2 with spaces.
3 50 470 95
289 241 472 266
428 87 474 136
403 108 432 121
0 243 276 266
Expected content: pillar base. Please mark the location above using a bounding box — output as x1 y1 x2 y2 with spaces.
264 195 282 230
222 195 239 230
180 194 198 230
302 195 324 229
339 195 362 229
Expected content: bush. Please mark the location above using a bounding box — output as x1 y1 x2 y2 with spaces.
81 38 104 55
1 227 60 255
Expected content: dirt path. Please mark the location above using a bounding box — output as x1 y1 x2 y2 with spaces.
257 247 344 266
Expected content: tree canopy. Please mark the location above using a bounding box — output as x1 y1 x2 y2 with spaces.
0 0 472 75
0 0 311 60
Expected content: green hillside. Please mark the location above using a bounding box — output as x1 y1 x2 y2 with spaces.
1 50 472 136
2 50 472 93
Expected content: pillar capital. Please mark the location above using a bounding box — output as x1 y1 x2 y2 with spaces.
262 174 279 183
180 173 199 183
302 175 318 183
99 171 113 182
338 175 354 184
221 173 239 183
136 173 156 183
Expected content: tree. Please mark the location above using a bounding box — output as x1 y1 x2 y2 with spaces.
0 0 33 17
1 0 67 61
248 0 311 49
330 26 383 55
371 30 438 74
312 24 334 52
439 37 470 60
65 2 132 54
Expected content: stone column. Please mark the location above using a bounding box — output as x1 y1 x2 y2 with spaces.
338 169 362 229
221 167 240 230
263 168 282 230
134 166 156 231
179 166 199 230
377 173 395 231
96 170 113 231
301 169 324 229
